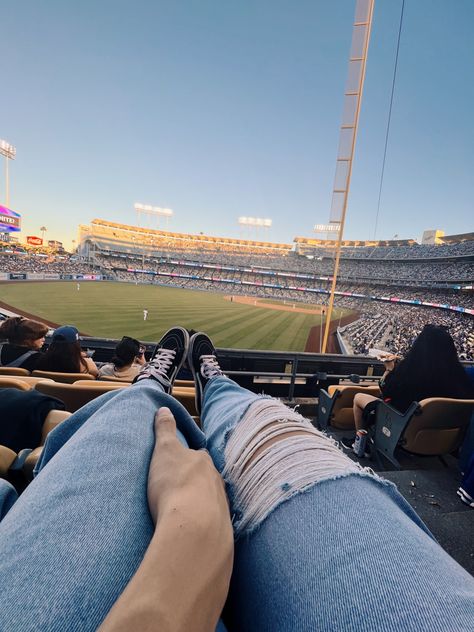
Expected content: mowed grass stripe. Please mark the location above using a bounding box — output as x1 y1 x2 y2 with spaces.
235 310 295 349
0 282 344 352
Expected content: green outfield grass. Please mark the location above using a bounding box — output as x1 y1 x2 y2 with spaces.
0 282 352 351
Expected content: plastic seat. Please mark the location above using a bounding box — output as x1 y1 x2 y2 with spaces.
35 381 127 413
373 397 474 469
0 376 54 387
318 384 381 430
0 367 30 376
98 375 133 383
0 378 31 391
175 379 195 388
172 387 198 417
32 370 96 384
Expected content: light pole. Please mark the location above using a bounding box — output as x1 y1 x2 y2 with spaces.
40 226 47 244
0 139 16 207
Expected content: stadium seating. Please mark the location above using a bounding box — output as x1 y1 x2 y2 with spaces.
0 376 55 389
0 368 30 377
98 375 132 383
32 370 96 384
171 387 198 417
0 378 30 391
34 381 127 412
373 397 474 468
317 384 382 430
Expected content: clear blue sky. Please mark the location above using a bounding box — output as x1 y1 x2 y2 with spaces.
2 0 473 248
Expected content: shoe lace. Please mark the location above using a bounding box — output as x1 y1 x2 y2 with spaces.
150 348 176 376
200 355 222 379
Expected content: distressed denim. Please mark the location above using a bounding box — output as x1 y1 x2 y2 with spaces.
0 377 473 631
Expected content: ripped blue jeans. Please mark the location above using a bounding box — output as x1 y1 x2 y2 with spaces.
0 376 473 631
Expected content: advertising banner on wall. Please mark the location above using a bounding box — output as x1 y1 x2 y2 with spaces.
9 273 27 280
42 273 61 280
27 236 43 246
0 206 21 232
0 273 8 280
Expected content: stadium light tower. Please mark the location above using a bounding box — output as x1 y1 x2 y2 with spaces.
238 216 272 240
134 203 174 229
0 139 16 207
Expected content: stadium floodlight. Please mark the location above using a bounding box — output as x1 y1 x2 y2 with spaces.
0 139 17 208
237 216 272 227
134 203 174 218
314 224 340 233
134 203 174 231
0 140 16 160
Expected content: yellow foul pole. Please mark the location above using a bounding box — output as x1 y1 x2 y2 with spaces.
321 0 375 353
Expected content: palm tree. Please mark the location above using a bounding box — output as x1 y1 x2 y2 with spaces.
40 226 47 244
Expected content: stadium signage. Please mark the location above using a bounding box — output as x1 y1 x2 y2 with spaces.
27 236 43 246
0 206 21 233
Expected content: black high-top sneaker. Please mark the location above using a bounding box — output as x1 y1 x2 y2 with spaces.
187 332 224 414
134 327 189 393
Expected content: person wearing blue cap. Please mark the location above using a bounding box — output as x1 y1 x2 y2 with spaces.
36 325 99 376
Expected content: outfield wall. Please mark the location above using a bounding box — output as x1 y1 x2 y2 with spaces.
0 273 104 281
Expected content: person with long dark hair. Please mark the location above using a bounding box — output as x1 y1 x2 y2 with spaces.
0 316 48 371
36 325 98 376
352 324 474 455
98 336 145 381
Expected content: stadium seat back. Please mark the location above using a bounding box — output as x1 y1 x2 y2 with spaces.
172 387 198 417
98 375 132 383
175 379 194 388
40 410 73 445
0 378 31 391
327 385 381 429
402 397 474 455
32 370 96 384
0 367 30 377
0 376 54 387
35 381 126 413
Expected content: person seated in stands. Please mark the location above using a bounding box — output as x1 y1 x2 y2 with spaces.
36 325 99 377
351 324 474 456
0 327 473 631
0 316 48 371
98 336 146 381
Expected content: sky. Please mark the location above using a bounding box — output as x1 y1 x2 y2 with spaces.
1 0 473 249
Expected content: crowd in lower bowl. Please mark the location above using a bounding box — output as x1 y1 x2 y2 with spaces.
0 317 145 381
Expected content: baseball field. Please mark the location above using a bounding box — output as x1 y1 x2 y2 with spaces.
0 282 354 351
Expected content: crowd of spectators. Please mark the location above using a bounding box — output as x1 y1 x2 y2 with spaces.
96 248 474 285
0 253 95 275
0 317 145 380
341 303 474 361
100 254 473 310
298 240 474 260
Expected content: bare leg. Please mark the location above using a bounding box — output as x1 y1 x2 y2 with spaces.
353 393 380 431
